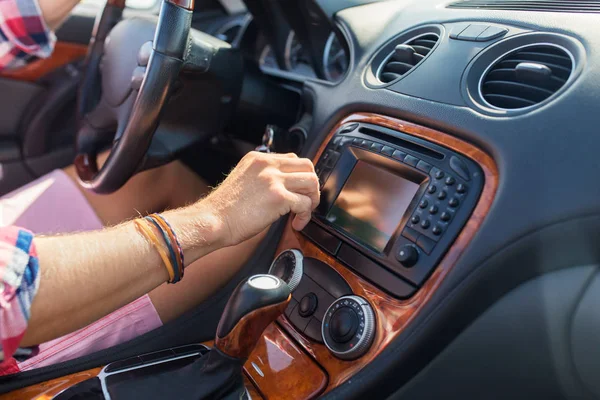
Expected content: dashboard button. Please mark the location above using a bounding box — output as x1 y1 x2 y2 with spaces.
434 169 445 179
437 191 447 200
370 142 384 152
404 155 419 167
410 215 420 224
419 199 428 209
402 227 420 243
416 160 432 173
445 176 456 186
449 155 471 181
289 302 312 331
392 149 407 161
456 24 489 41
476 26 508 42
417 235 436 255
440 211 452 222
429 205 438 215
339 123 358 134
421 220 431 229
449 23 471 39
396 245 419 267
449 197 460 207
381 146 395 156
359 140 372 149
457 183 467 194
432 225 443 235
299 293 318 317
427 185 437 194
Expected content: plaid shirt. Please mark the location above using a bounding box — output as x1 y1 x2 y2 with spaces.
0 227 39 374
0 0 55 71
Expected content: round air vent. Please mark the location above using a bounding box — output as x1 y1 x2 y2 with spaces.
364 25 443 88
377 33 440 84
462 32 584 116
480 44 573 109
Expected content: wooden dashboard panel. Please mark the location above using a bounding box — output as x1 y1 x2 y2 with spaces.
247 112 498 397
244 324 327 400
0 42 87 83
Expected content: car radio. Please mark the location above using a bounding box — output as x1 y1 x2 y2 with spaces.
303 122 484 298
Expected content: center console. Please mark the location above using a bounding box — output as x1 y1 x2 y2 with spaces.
244 112 497 398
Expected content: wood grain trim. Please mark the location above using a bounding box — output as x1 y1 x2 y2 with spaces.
215 296 291 360
244 324 327 400
264 112 498 395
0 42 88 83
0 367 102 400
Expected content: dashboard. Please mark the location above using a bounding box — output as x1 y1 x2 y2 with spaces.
205 0 600 399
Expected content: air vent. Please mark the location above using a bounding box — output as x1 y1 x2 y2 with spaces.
448 0 600 13
480 45 573 109
377 33 440 84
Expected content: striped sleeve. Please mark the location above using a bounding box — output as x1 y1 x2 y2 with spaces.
0 0 56 71
0 226 40 369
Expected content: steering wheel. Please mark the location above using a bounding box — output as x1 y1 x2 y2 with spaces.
75 0 195 194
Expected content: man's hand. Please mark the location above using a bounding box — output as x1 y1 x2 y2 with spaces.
203 152 320 247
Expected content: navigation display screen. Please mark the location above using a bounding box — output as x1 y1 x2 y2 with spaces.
326 161 420 252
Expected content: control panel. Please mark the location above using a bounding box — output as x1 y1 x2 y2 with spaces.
307 122 484 298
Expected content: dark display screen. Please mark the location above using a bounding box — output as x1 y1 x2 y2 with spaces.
326 161 420 252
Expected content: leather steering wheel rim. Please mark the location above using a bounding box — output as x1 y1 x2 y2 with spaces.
74 0 195 194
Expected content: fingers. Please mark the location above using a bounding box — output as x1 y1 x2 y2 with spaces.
284 191 313 231
281 172 320 209
277 157 315 173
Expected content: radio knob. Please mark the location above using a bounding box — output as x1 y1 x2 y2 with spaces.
322 296 375 360
268 249 304 292
397 245 419 267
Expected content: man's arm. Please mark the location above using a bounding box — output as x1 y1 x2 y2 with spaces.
37 0 81 30
20 152 320 347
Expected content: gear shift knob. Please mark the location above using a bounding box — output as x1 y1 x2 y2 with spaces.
215 274 291 359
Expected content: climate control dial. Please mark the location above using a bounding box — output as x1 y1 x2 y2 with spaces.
322 295 375 360
268 249 303 292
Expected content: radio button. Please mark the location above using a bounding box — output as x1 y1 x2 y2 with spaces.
419 199 428 209
359 140 372 149
410 215 420 224
416 160 432 173
381 146 395 156
397 245 419 268
449 197 460 208
402 227 420 243
457 183 468 194
437 190 447 200
450 155 471 181
427 185 437 194
420 220 431 229
392 150 407 161
429 205 439 215
440 211 452 222
339 122 358 134
404 155 419 167
417 235 436 255
432 225 443 235
445 176 456 186
434 169 445 180
370 142 383 152
352 138 361 145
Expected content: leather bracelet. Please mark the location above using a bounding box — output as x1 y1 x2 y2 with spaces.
134 219 176 283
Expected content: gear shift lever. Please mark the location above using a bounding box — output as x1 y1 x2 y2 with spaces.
215 274 291 359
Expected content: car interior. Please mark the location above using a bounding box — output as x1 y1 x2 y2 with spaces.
0 0 599 398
